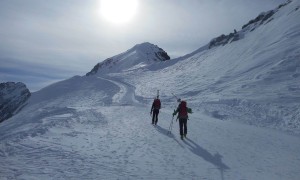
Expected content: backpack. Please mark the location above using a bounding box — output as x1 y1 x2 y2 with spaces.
153 99 161 109
179 101 188 117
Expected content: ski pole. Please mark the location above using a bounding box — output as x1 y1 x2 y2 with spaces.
171 93 179 101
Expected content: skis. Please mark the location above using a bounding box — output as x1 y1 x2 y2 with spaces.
172 93 181 102
168 94 179 135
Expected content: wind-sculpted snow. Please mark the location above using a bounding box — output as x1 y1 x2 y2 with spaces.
29 76 120 107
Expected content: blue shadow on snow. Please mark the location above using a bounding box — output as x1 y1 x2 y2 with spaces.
155 124 230 180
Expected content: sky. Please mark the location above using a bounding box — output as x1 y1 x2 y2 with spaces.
0 0 286 92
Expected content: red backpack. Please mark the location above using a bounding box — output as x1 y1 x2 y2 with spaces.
153 99 161 109
179 101 188 117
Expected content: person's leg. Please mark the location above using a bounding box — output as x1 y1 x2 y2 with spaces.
179 118 184 138
152 111 155 124
155 109 159 125
183 118 187 137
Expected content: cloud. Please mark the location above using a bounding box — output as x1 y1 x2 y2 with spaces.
0 57 83 92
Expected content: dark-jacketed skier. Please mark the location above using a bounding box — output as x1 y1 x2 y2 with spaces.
173 99 192 140
150 96 161 125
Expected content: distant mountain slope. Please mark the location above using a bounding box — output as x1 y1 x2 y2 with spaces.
0 82 31 122
116 0 300 134
86 42 170 76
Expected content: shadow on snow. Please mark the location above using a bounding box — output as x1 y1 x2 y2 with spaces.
155 124 230 180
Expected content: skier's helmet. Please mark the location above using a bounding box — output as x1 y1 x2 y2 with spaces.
177 98 181 103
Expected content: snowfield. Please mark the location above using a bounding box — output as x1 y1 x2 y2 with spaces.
1 0 300 179
1 76 300 179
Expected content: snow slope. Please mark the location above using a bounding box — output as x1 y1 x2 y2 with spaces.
122 0 300 134
1 0 300 179
1 75 300 179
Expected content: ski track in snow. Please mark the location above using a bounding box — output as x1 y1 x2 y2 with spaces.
97 76 141 106
1 75 300 180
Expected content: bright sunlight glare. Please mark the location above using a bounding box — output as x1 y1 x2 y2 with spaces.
100 0 138 24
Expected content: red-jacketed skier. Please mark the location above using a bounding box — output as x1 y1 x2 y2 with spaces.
150 96 161 125
173 99 193 140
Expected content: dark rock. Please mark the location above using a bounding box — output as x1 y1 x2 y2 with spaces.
0 82 31 122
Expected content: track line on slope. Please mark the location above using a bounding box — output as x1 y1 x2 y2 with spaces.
97 76 143 106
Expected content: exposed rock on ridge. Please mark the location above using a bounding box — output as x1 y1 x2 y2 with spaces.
0 82 31 122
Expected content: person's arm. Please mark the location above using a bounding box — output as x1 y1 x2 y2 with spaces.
172 106 179 116
150 102 154 113
159 100 161 109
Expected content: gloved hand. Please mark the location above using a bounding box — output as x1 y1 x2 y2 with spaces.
172 112 176 116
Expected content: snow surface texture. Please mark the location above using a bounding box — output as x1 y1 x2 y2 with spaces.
1 0 300 179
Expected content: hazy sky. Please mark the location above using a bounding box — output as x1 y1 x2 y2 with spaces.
0 0 285 91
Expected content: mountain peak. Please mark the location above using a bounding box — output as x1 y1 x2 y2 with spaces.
133 42 156 48
131 42 160 52
128 42 170 61
86 42 170 76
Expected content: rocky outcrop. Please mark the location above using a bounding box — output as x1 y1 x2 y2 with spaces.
208 1 292 49
209 31 240 49
0 82 31 122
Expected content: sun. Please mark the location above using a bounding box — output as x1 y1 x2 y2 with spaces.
100 0 138 24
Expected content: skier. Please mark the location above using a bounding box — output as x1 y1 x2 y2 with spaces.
150 96 161 125
173 99 192 140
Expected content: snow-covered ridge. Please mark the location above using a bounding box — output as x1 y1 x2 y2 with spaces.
123 0 300 134
242 0 292 31
208 0 293 49
86 42 170 76
0 82 31 122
